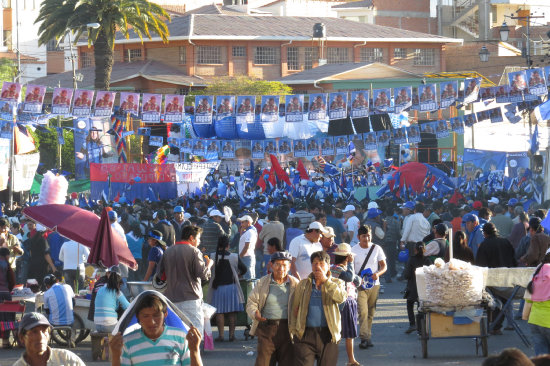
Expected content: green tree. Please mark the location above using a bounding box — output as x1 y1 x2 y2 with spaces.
192 75 293 97
0 58 17 82
35 0 170 90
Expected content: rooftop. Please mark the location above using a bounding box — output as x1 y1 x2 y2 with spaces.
332 0 374 9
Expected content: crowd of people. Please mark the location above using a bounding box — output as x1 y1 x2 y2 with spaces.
1 170 550 364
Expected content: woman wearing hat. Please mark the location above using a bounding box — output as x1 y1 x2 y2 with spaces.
330 243 362 366
143 230 166 281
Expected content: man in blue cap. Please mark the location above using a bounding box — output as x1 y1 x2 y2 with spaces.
171 206 190 242
506 198 518 218
463 213 484 258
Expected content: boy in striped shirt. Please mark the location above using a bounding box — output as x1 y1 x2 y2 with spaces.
110 293 203 366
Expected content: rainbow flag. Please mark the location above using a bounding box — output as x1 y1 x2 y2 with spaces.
150 145 170 164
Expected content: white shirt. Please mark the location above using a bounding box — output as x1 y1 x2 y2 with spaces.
58 240 90 271
346 216 360 245
400 213 431 243
239 227 257 257
289 234 323 279
351 242 386 286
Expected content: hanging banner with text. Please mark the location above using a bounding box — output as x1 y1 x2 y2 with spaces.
13 152 40 192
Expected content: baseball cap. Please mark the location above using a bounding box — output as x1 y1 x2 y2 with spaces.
367 208 382 219
209 209 224 218
173 206 184 213
237 215 253 223
108 265 121 275
19 312 51 332
308 221 328 234
462 213 479 224
401 201 415 210
334 243 352 256
472 201 482 209
367 202 379 209
488 197 499 204
108 210 118 220
43 274 56 287
343 204 356 213
508 198 518 206
322 226 336 238
270 251 292 262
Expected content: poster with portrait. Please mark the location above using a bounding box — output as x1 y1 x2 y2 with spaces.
141 93 162 123
376 130 390 147
308 93 327 121
149 136 164 147
72 90 94 116
464 113 477 127
392 127 408 145
319 136 334 155
251 140 264 159
450 117 464 134
51 88 74 115
372 88 392 113
0 82 21 104
194 95 214 124
167 137 179 147
285 95 304 122
545 66 550 88
205 140 220 155
328 92 347 120
439 81 458 108
306 138 319 157
94 91 116 117
22 85 46 113
350 91 369 118
292 139 307 157
216 96 235 120
476 110 490 123
363 132 377 150
394 86 412 114
137 127 151 136
507 152 530 178
0 121 13 139
420 122 436 134
508 71 527 103
119 92 140 115
463 148 507 181
489 107 503 123
435 120 450 139
180 139 192 153
480 87 496 101
164 94 185 123
220 141 236 158
527 68 547 96
411 87 420 110
407 125 421 143
463 78 481 104
419 84 437 112
260 95 279 122
74 118 115 180
334 136 348 155
278 139 291 156
236 96 255 124
192 139 205 155
263 140 277 155
495 85 510 104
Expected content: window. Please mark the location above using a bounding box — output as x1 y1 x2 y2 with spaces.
46 39 62 52
254 47 279 64
2 0 11 7
304 47 318 70
532 41 542 55
124 48 142 62
287 47 299 71
232 46 246 57
179 46 186 64
81 52 93 68
197 46 222 64
327 47 350 64
360 48 384 62
3 30 11 49
413 48 435 66
394 48 407 59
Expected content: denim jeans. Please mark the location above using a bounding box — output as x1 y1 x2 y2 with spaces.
241 255 255 280
530 323 550 356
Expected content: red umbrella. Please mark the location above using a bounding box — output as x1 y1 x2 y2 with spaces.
22 205 137 270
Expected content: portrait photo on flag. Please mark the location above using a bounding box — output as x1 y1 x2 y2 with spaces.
164 94 185 123
373 88 392 113
72 89 94 117
216 96 235 119
94 91 116 117
350 91 369 118
119 92 140 115
334 136 348 154
194 95 214 124
419 84 437 112
142 93 162 122
496 85 510 103
285 94 304 122
220 140 236 158
306 138 319 157
407 125 421 143
236 96 255 124
308 93 327 120
328 92 347 120
377 130 390 146
22 85 46 113
450 117 464 134
260 95 279 122
439 81 458 108
292 139 307 157
320 136 335 155
463 78 481 104
264 140 277 155
251 140 264 159
51 88 74 115
278 139 291 155
0 82 21 103
394 86 412 113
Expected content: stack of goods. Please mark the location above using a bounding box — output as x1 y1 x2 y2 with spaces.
37 171 68 205
423 258 484 307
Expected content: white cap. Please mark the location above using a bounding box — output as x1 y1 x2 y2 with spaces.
367 202 379 209
343 204 356 213
308 221 328 234
209 209 224 217
237 215 253 223
488 197 499 204
322 226 336 238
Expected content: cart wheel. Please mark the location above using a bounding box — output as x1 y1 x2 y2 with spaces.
420 315 428 359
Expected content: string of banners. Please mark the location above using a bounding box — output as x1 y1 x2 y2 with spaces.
0 67 548 124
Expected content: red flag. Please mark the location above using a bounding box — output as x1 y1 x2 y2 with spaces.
14 125 36 155
113 192 120 202
256 169 269 192
269 154 291 186
297 159 309 181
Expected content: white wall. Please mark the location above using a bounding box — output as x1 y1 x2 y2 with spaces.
258 0 346 17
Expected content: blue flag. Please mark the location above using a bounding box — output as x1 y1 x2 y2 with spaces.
530 124 539 155
534 99 550 123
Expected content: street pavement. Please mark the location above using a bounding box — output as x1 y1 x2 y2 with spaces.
0 278 533 366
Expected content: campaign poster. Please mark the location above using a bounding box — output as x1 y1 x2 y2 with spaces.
137 127 151 136
495 85 510 104
372 89 392 113
463 78 481 104
292 139 307 157
220 141 236 158
363 132 377 151
236 96 255 124
450 117 464 134
328 92 347 120
94 91 115 117
251 140 264 159
0 121 13 139
420 122 435 134
394 86 412 114
0 82 21 103
22 85 46 113
419 84 437 112
260 95 279 123
141 93 162 123
149 136 164 147
393 127 408 144
306 138 319 157
164 94 185 123
464 113 477 127
320 136 335 155
194 95 213 124
278 139 292 156
435 120 450 139
285 95 304 122
264 140 277 155
439 81 458 108
205 140 220 154
350 91 369 118
334 136 348 155
72 90 94 116
216 96 235 119
508 71 527 102
192 139 205 155
480 87 496 101
407 125 421 143
119 92 140 115
489 107 503 123
74 118 114 180
308 93 327 121
463 148 507 180
545 66 550 87
376 130 390 147
180 139 192 153
51 88 73 115
411 87 420 110
507 152 530 178
476 110 490 123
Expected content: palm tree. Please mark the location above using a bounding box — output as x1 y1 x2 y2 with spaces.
35 0 170 90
